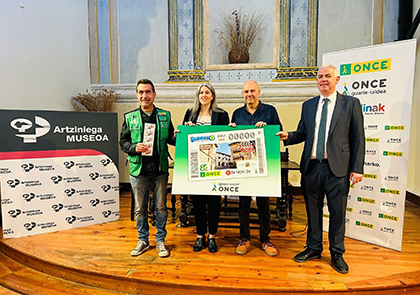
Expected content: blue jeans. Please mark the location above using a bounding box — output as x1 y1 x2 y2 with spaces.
130 173 168 242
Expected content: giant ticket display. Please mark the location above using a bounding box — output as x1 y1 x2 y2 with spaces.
172 125 281 197
0 110 119 238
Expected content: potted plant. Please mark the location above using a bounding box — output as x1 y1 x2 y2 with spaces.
71 87 121 112
216 9 267 64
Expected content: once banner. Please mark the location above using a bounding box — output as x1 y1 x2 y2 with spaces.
0 110 120 239
323 39 416 251
172 125 281 197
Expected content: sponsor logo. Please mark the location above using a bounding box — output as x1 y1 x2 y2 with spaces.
64 204 82 211
7 179 20 188
383 151 403 157
346 207 353 212
360 185 374 191
52 204 64 212
100 199 117 205
380 188 400 195
384 175 399 181
0 168 12 174
24 222 37 231
10 116 51 143
363 173 377 179
21 163 34 172
65 216 77 224
90 199 100 206
382 201 397 208
8 209 22 218
359 209 372 216
190 135 215 143
365 125 378 130
215 182 240 193
63 161 75 169
102 210 112 218
366 150 376 155
340 59 391 75
366 138 380 142
386 138 402 144
64 188 76 197
22 193 35 202
101 184 111 192
365 161 380 167
378 213 398 221
355 221 374 229
200 164 208 171
51 175 63 184
89 172 99 180
101 159 111 166
380 226 395 234
362 103 385 115
357 197 375 204
200 171 222 177
385 125 405 130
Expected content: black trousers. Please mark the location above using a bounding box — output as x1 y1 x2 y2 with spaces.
193 195 221 236
239 196 271 243
301 159 349 254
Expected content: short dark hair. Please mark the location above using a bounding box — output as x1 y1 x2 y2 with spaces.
136 79 155 93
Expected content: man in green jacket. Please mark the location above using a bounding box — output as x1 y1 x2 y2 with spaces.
120 79 176 258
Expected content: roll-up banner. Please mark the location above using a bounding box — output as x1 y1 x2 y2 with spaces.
323 39 416 251
0 110 120 238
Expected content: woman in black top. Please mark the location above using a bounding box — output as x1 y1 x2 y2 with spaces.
182 83 229 253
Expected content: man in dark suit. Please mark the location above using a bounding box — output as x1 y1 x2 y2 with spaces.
277 65 365 274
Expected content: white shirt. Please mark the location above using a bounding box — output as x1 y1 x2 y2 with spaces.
310 92 337 159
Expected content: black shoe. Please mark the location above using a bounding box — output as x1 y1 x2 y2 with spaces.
208 238 217 253
331 253 349 274
193 237 205 252
294 248 321 262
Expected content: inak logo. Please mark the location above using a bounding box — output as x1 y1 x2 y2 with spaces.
8 209 22 218
101 184 111 192
90 199 100 206
10 116 51 143
21 163 34 172
7 179 20 188
101 159 111 166
63 161 75 169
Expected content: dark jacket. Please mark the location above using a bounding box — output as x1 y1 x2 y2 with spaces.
182 107 229 126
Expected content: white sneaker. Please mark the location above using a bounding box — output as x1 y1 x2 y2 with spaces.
130 240 149 256
156 241 169 257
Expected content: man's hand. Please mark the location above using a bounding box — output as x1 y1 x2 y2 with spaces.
276 131 289 141
255 121 267 128
350 172 363 185
135 143 148 153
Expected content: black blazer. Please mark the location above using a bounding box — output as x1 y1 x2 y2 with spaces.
182 107 230 126
285 92 365 178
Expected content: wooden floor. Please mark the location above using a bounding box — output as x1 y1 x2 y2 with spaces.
0 192 420 295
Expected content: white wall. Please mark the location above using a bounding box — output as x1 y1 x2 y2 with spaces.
0 0 90 111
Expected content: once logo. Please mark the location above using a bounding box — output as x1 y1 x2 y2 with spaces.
8 209 22 218
22 193 35 202
7 179 20 188
63 161 75 169
21 163 34 172
24 222 36 231
10 116 51 143
102 210 112 218
52 204 64 212
64 188 76 197
101 184 111 192
65 216 77 224
101 159 111 166
89 172 99 180
51 175 63 184
90 199 100 207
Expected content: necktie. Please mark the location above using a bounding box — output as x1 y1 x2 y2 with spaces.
316 98 329 160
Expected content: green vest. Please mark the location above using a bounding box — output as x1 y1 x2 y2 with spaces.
124 108 170 176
